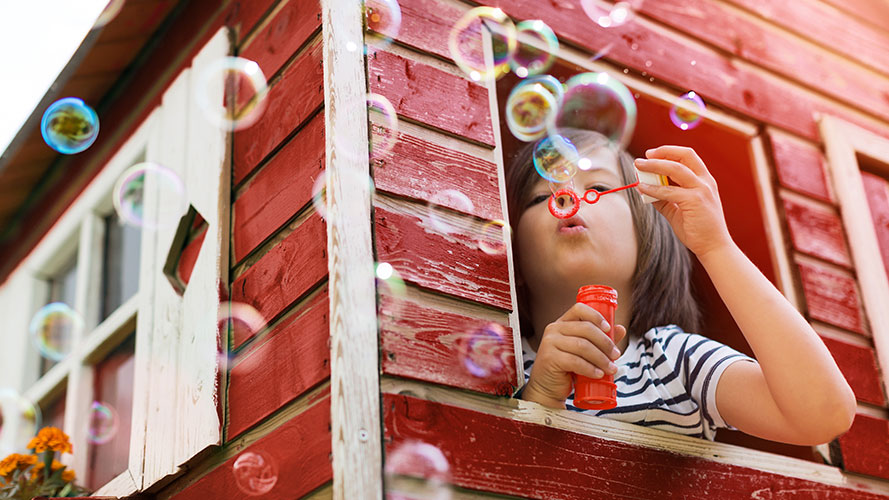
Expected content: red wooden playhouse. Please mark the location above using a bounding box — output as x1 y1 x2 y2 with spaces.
1 0 889 498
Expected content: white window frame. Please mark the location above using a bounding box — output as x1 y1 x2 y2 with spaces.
0 27 231 497
819 115 889 403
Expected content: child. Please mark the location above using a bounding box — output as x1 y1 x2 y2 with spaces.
507 128 856 444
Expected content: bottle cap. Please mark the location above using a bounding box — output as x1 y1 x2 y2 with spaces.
573 376 617 410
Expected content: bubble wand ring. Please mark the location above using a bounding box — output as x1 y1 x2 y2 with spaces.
548 172 642 219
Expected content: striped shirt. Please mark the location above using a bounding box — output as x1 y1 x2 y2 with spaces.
520 324 757 441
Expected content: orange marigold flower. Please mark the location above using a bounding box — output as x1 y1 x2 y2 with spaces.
27 426 73 454
0 453 38 477
61 468 76 482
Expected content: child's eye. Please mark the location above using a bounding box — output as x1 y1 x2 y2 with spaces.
528 194 550 207
588 185 610 192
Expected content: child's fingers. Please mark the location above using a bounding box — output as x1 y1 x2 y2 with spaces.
636 182 691 204
645 146 709 177
552 334 617 375
553 347 607 379
634 158 699 188
550 321 621 363
560 302 610 332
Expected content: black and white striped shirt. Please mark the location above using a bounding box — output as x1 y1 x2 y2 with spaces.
520 324 757 441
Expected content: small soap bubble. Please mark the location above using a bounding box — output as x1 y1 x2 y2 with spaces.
510 20 558 78
377 262 407 322
87 401 119 445
368 93 399 161
506 82 558 142
41 97 99 155
94 0 126 28
427 190 475 235
30 303 83 362
233 451 279 496
457 323 509 379
478 220 509 256
551 72 637 149
311 170 376 220
669 91 706 131
448 7 516 82
113 162 187 230
365 0 402 50
197 56 269 131
218 302 267 346
581 0 636 28
385 440 452 500
0 389 41 457
533 135 578 183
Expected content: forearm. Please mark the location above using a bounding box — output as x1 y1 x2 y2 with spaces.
698 242 856 430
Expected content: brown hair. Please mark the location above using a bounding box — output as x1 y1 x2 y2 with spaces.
505 128 701 339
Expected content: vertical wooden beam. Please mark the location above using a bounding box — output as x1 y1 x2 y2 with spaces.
321 1 382 499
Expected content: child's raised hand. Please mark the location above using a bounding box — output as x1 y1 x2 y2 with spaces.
522 302 626 409
634 146 733 259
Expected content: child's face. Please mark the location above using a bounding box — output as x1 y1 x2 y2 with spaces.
515 147 639 296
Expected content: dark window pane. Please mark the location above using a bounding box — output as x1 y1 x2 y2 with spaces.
101 213 141 320
40 255 78 376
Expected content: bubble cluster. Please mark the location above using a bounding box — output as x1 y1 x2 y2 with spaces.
478 220 509 256
457 323 509 379
232 451 279 496
669 91 706 131
580 0 636 28
196 56 269 131
448 7 517 81
112 163 187 230
427 190 475 235
554 72 637 149
533 135 579 183
41 97 100 155
385 440 452 500
87 401 119 445
365 0 402 50
506 81 558 142
510 20 559 78
0 389 41 457
30 303 83 362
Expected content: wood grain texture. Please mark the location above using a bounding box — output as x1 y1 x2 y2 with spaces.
796 258 867 335
231 213 327 349
383 393 889 499
819 336 886 407
838 413 889 481
233 113 324 263
230 0 278 44
769 131 833 203
228 289 330 439
233 36 324 186
177 226 207 287
240 0 322 80
861 171 889 275
781 195 852 268
379 293 516 396
368 50 494 146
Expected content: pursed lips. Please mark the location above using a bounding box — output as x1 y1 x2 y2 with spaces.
557 216 588 234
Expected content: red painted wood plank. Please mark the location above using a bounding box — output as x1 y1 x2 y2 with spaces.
233 36 324 186
230 0 278 44
382 0 461 61
838 413 889 481
368 50 494 146
228 289 329 439
769 132 833 203
383 393 889 499
637 0 889 125
781 196 851 268
177 225 207 287
374 206 511 311
233 113 324 263
862 171 889 275
231 212 327 342
239 0 322 80
820 336 886 407
379 294 515 396
818 0 889 34
172 391 331 500
372 127 501 221
796 259 867 335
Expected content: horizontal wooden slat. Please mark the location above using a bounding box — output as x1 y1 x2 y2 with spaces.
838 413 889 481
769 130 833 203
231 0 278 44
372 126 501 221
781 195 851 268
240 0 322 80
374 202 511 311
231 212 327 346
368 50 494 146
233 112 324 262
171 392 332 500
820 336 886 407
233 36 324 186
796 258 867 335
383 393 889 499
228 289 330 439
380 293 515 396
818 0 889 34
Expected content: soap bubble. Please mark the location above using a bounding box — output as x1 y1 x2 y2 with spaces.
580 0 636 28
87 401 119 445
232 451 279 496
41 97 100 155
427 190 475 235
533 135 578 183
457 323 509 379
368 93 399 161
365 0 402 50
94 0 126 29
385 440 452 500
377 262 407 323
669 91 706 131
112 162 187 230
218 302 267 348
551 72 637 149
311 170 376 221
197 56 269 131
0 389 41 457
521 74 564 104
506 81 558 142
510 20 559 78
30 303 83 362
448 7 516 82
478 220 509 256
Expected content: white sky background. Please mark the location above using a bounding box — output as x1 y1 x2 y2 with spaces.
0 0 110 156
